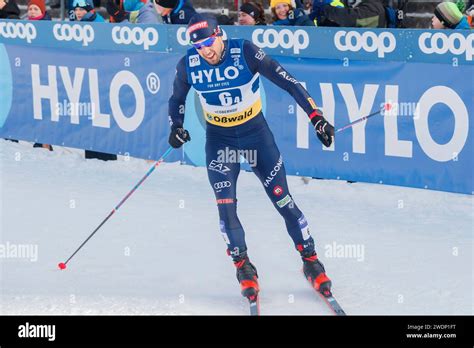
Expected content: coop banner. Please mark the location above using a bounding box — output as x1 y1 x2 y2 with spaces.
1 21 473 64
0 44 181 161
182 57 472 194
0 22 472 194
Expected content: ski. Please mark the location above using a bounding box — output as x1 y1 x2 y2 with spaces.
303 272 346 315
248 295 260 316
317 290 346 316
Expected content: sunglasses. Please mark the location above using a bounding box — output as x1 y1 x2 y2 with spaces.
190 35 217 50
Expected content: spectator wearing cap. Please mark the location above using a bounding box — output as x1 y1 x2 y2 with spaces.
153 0 196 24
27 0 51 20
432 1 470 29
239 1 266 25
0 0 20 19
271 0 315 26
73 0 105 21
106 0 160 24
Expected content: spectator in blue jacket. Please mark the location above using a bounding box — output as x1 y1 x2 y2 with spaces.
432 1 470 29
270 0 315 26
73 0 105 22
153 0 196 24
106 0 161 23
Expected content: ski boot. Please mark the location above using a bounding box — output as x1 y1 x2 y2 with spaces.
302 251 332 297
233 253 259 301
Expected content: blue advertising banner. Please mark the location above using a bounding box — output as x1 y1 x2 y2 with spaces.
0 21 170 52
1 21 472 64
0 44 181 162
0 21 472 194
182 57 472 194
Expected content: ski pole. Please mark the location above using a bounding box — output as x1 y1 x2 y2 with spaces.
58 146 174 270
335 103 392 133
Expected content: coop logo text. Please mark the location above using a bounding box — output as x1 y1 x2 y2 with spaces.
252 28 309 54
53 23 94 46
419 32 474 61
334 30 396 58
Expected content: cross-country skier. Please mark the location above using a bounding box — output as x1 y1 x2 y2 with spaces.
167 14 335 303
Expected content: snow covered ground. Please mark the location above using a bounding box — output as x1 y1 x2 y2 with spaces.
0 140 472 315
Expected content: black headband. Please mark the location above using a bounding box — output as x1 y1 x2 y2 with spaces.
434 7 457 29
240 2 261 19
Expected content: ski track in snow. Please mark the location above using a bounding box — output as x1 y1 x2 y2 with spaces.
0 140 472 315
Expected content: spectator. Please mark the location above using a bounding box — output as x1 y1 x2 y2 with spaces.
0 0 20 19
153 0 196 24
467 3 474 28
310 0 387 28
239 1 266 25
27 0 51 20
271 0 315 26
106 0 161 24
73 0 106 22
432 1 470 29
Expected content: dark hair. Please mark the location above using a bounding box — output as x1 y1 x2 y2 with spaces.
271 3 293 22
242 1 266 25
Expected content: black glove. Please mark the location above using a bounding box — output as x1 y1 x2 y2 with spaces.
106 0 129 22
310 110 334 147
168 127 191 148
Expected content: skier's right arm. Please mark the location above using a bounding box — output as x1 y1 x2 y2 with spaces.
168 57 191 148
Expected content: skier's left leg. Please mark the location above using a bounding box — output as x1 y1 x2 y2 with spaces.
245 122 331 293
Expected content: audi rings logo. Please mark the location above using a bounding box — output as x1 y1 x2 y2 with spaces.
53 23 94 46
214 181 231 190
0 22 36 44
252 28 309 54
112 26 159 50
334 30 396 58
419 32 474 61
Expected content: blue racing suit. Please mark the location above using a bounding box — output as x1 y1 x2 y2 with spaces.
168 39 321 259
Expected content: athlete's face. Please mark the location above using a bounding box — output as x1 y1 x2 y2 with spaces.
194 36 224 65
238 11 256 25
275 3 289 20
431 16 445 29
